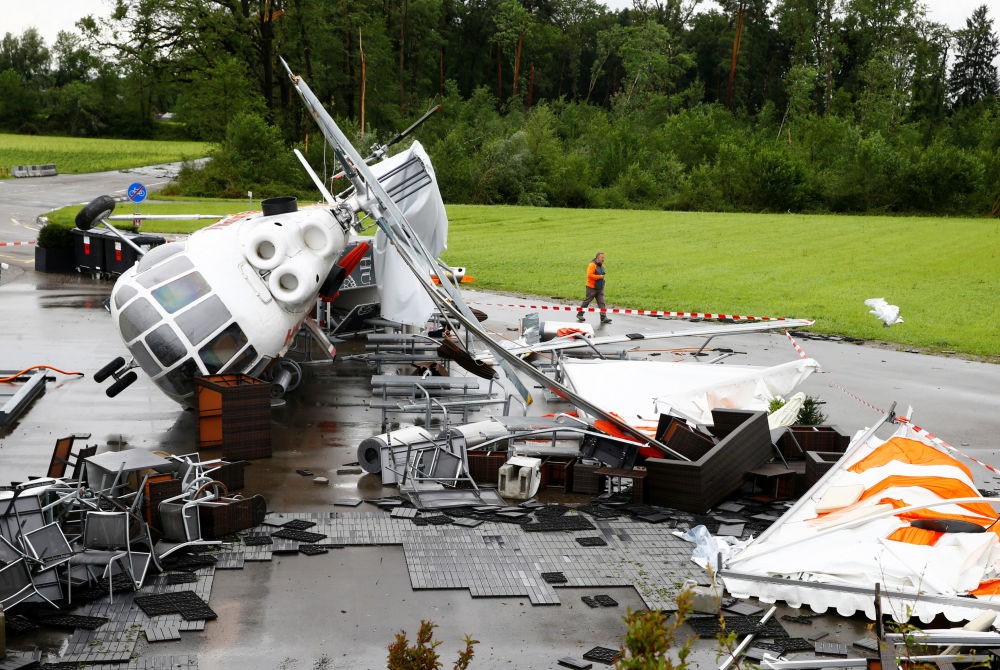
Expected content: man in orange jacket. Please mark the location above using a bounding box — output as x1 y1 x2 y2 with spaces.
577 251 612 324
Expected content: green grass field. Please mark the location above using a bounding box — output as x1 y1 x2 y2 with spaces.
46 197 245 233
442 206 999 359
0 134 210 175
44 200 999 359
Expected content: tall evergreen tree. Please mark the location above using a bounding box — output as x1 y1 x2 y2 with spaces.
948 5 999 108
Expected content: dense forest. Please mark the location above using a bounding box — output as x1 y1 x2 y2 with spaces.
1 0 998 215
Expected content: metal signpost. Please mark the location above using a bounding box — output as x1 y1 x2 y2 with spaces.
127 182 147 230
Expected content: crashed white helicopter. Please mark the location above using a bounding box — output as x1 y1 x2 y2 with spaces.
79 98 454 405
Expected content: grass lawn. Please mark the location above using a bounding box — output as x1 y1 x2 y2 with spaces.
43 200 999 359
46 197 248 233
0 134 210 175
442 206 999 360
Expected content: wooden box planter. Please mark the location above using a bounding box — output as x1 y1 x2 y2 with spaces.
571 461 605 495
197 495 267 538
34 246 75 273
539 456 575 491
804 450 845 487
776 426 850 460
466 450 508 485
195 374 272 460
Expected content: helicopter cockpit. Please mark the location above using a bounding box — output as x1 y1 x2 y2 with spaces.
112 241 263 403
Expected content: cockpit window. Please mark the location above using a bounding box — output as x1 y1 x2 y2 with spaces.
146 323 186 367
220 345 259 375
119 297 160 342
198 323 249 374
136 255 194 290
126 339 161 378
136 241 184 273
158 358 199 399
114 284 138 310
151 271 210 314
176 295 231 345
248 356 272 379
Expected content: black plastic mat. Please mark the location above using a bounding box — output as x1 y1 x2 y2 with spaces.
753 637 815 653
576 536 608 547
686 614 788 639
135 590 218 621
534 504 573 518
413 514 453 525
298 544 329 556
271 528 327 543
523 516 596 532
4 614 39 634
582 646 620 664
453 517 483 528
165 573 200 584
780 613 814 625
36 614 109 631
161 553 218 572
282 519 317 530
541 572 568 584
576 503 626 519
242 533 273 546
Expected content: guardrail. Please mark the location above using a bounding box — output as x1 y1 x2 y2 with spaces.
11 164 58 178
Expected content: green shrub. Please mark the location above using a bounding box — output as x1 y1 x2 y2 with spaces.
37 222 74 249
658 104 739 168
615 589 699 669
386 620 476 670
471 132 533 204
904 142 985 213
548 151 597 208
797 395 828 426
172 112 301 198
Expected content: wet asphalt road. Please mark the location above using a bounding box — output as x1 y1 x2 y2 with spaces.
1 170 999 668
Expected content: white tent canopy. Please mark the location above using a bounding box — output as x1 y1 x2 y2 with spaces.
723 422 1000 623
559 358 819 428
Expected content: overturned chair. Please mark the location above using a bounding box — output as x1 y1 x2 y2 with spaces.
155 482 266 560
1 557 59 611
65 510 152 603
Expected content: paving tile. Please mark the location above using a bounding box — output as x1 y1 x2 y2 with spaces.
46 506 712 668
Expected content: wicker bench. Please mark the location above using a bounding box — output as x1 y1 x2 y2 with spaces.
645 410 772 513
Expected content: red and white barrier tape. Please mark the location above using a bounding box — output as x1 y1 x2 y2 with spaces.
0 240 37 247
830 382 887 416
467 299 798 322
894 418 1000 475
829 382 998 475
784 330 811 360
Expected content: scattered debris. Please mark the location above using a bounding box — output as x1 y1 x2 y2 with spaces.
582 646 620 664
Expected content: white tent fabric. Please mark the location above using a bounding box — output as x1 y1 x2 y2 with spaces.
370 141 448 326
724 422 1000 622
559 358 819 427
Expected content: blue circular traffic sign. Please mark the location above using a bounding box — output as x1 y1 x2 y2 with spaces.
127 182 147 203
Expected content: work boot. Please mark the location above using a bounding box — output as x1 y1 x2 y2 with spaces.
576 312 586 323
601 316 613 324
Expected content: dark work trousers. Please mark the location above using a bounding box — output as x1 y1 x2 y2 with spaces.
578 287 608 319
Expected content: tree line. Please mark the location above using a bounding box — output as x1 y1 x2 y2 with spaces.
1 0 998 215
